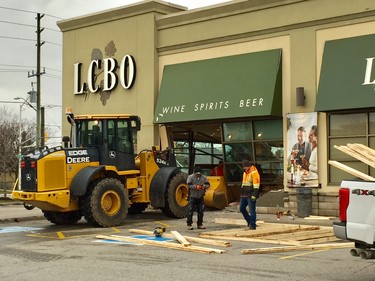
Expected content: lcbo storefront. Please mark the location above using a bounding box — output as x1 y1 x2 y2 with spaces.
57 0 375 216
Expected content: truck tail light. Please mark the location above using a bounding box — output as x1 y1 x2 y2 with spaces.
339 187 350 222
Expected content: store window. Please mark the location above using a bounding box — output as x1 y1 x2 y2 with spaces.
223 119 283 185
328 112 375 184
174 141 222 174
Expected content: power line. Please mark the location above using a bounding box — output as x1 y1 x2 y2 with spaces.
0 19 61 33
44 74 62 80
0 66 62 75
0 63 35 68
0 68 29 71
0 35 35 42
0 6 64 20
0 19 34 28
44 40 62 46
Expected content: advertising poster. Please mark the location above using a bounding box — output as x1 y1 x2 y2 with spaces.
286 112 319 188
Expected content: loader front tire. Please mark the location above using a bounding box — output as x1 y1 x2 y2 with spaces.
82 178 128 227
43 210 82 225
162 172 188 218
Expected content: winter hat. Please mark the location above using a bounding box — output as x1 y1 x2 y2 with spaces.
194 166 202 174
241 160 252 168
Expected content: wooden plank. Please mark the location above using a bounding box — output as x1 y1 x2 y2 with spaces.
334 145 375 168
328 160 375 181
264 228 332 241
304 215 335 220
290 236 341 245
170 231 191 247
241 242 355 255
96 235 225 254
234 225 320 238
199 233 299 246
348 143 375 159
200 224 319 238
214 218 264 225
200 227 249 237
128 229 232 247
286 229 334 241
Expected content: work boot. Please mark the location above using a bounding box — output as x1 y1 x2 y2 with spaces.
187 225 194 230
197 225 206 229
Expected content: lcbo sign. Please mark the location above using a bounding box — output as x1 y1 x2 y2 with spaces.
73 55 136 94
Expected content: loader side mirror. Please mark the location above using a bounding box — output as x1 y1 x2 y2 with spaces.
130 116 141 131
62 136 70 148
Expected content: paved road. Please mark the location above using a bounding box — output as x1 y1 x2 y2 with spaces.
0 207 373 281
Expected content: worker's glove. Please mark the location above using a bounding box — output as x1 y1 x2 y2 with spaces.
196 185 202 190
251 196 257 201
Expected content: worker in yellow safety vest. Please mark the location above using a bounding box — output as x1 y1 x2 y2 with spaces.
239 160 260 230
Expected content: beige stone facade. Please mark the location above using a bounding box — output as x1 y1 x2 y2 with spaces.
58 0 375 215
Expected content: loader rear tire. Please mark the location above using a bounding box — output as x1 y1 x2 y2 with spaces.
82 178 128 227
162 172 188 218
42 210 82 225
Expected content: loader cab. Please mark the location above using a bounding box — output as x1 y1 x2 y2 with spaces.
73 115 141 171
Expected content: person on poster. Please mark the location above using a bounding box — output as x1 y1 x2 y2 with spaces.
239 160 260 230
302 125 318 176
289 126 311 166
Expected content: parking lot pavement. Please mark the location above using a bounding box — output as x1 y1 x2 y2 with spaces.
0 201 44 223
0 197 335 228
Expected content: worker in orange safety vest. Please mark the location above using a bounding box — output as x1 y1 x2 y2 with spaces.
239 160 260 230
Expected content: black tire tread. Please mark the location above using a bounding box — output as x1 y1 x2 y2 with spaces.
82 178 128 227
162 172 188 218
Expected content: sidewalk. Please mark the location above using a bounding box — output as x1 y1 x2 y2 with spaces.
0 197 44 223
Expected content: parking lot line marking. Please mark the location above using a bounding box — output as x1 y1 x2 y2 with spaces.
57 232 65 239
111 227 121 233
26 227 123 239
279 249 329 260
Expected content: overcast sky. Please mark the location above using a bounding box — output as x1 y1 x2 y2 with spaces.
0 0 231 145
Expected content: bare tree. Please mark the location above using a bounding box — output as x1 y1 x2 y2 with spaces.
0 106 35 179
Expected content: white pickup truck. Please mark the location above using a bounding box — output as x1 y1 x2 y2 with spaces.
333 179 375 259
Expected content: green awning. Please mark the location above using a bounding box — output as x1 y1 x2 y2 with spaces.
154 49 282 123
316 34 375 112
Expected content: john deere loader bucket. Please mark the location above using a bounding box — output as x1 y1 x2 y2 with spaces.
204 176 228 209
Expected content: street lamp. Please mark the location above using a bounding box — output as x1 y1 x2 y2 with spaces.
14 97 36 111
14 96 38 145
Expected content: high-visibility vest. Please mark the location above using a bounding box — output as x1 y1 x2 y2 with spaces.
242 166 260 189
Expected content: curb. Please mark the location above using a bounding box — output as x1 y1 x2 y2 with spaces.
0 216 45 224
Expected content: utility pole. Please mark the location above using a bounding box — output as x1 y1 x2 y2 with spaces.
28 13 45 148
41 106 45 147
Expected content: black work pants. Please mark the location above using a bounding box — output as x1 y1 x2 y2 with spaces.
186 196 205 226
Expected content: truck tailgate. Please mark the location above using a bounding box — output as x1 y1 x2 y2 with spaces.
343 180 375 245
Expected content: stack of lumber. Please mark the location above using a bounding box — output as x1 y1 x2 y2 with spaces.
329 143 375 181
202 219 353 254
96 229 230 254
199 222 340 246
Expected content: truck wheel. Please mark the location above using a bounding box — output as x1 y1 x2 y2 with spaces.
82 178 128 227
42 210 82 225
162 172 188 218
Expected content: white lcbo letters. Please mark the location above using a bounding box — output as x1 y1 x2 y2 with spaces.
363 57 375 86
74 55 136 94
